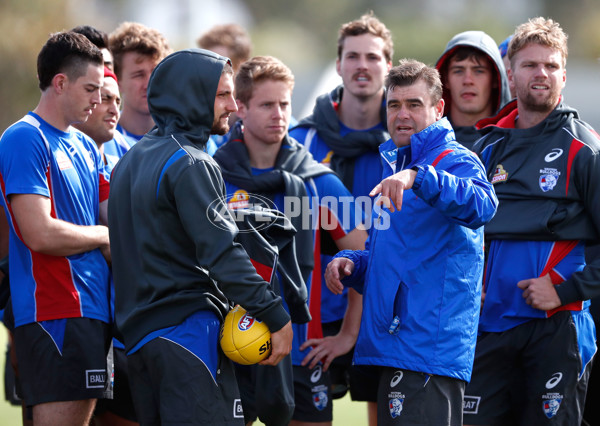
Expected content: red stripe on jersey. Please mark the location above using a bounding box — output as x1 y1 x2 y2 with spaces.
99 172 110 203
320 205 346 241
541 240 583 317
32 168 81 321
307 226 323 340
250 259 275 284
432 149 453 167
565 140 584 197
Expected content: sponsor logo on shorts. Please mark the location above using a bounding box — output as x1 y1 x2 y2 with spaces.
539 168 560 192
310 365 323 383
390 370 403 388
388 392 405 418
312 389 328 411
233 398 244 418
85 369 106 389
545 372 563 389
463 395 481 414
542 394 562 419
544 148 563 162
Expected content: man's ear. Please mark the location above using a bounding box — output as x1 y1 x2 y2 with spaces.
235 99 247 120
52 73 68 94
436 98 445 120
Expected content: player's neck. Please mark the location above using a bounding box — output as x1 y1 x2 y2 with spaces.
338 90 384 130
514 99 555 129
450 105 492 127
118 107 155 136
33 96 70 132
246 136 282 169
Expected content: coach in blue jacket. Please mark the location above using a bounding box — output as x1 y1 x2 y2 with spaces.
325 59 498 426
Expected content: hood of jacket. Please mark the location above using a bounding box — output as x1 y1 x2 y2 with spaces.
436 31 511 121
147 48 230 146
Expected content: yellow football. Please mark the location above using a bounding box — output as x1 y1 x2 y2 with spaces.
220 305 272 365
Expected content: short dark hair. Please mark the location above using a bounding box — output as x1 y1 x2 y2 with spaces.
71 25 109 50
37 31 103 91
385 59 442 104
337 11 394 63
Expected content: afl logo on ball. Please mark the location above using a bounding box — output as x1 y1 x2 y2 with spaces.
238 313 256 331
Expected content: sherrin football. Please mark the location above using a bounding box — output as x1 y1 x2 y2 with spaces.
220 305 272 365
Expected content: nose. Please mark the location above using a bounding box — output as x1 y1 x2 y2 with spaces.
91 88 101 106
227 94 238 113
464 70 474 84
535 64 549 78
396 105 410 120
107 100 119 117
357 55 368 69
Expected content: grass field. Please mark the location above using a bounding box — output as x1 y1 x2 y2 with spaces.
0 330 369 425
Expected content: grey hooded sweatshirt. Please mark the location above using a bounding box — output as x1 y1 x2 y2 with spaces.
108 49 290 352
436 30 511 150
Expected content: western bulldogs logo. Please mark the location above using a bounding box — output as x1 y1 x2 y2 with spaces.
543 398 561 419
389 398 404 418
237 313 256 331
539 174 558 192
539 167 560 192
312 390 328 411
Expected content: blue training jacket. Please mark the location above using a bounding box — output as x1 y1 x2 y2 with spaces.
337 118 498 382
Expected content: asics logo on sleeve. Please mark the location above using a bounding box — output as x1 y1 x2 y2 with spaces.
545 372 563 389
544 148 564 162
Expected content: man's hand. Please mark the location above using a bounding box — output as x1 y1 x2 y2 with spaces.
517 273 561 311
300 332 356 371
325 257 354 295
370 169 417 213
259 320 292 366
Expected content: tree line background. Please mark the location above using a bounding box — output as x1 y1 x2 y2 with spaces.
1 0 599 132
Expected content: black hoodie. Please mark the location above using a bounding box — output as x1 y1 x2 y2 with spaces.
108 49 290 351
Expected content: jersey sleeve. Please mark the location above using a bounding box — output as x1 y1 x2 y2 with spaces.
0 125 50 199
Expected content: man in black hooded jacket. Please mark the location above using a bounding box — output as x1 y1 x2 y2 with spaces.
108 49 292 425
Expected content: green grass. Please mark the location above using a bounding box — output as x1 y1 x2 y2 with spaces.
0 330 368 425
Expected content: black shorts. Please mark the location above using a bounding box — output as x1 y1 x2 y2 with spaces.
128 336 244 425
292 364 333 422
464 311 593 425
13 317 110 406
235 355 294 426
378 367 464 426
94 343 137 422
322 319 379 402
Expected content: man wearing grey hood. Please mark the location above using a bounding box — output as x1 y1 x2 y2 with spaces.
436 30 511 149
108 49 293 425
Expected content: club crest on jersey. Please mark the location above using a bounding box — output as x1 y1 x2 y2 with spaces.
312 388 328 411
491 164 508 184
543 397 562 419
389 397 404 418
539 168 561 192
